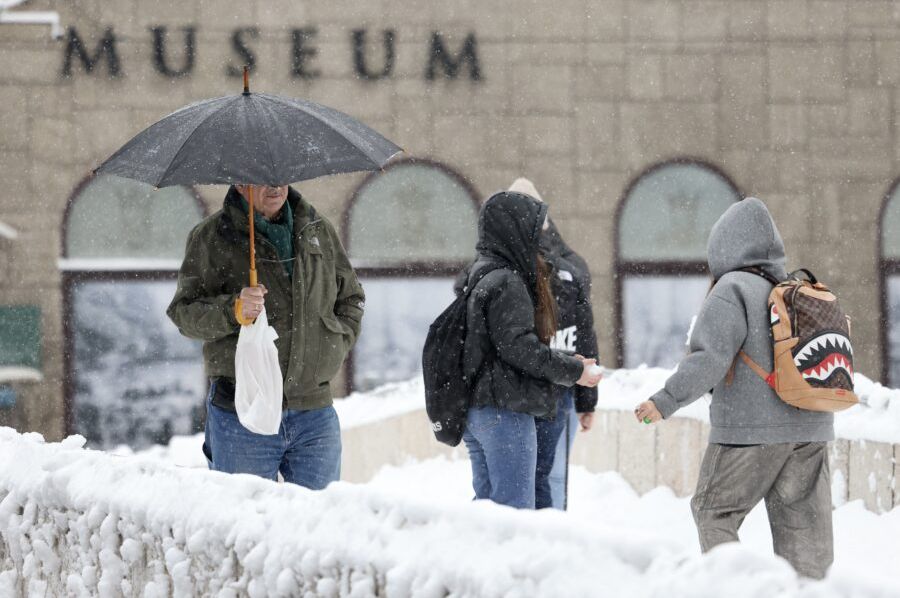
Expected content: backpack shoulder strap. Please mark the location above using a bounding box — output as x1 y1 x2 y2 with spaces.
464 263 508 298
739 351 770 380
736 266 781 286
728 350 775 389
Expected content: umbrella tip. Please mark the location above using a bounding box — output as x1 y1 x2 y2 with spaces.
243 66 250 95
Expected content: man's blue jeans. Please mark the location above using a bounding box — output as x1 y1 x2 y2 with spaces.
463 406 537 509
204 390 341 489
535 391 575 509
550 392 578 509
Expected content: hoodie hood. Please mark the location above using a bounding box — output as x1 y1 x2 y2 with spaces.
707 197 787 281
540 218 590 282
475 191 548 294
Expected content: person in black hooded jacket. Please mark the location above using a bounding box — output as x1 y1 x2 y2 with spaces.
536 225 600 510
461 191 602 509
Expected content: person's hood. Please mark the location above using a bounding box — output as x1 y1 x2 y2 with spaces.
707 197 787 281
540 218 590 282
475 191 548 294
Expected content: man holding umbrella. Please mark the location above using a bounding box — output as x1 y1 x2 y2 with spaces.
96 70 399 488
166 182 364 488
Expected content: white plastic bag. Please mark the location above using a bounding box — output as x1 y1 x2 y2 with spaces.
234 306 283 435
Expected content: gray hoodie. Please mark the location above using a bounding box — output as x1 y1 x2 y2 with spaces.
650 198 834 444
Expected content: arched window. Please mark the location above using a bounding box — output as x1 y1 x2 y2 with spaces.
345 159 479 392
880 181 900 386
60 175 207 449
615 160 741 368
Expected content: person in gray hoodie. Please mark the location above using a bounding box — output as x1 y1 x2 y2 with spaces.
634 197 834 579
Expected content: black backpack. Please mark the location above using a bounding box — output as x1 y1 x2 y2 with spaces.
423 264 505 446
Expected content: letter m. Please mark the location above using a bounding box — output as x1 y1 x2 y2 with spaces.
61 27 121 78
425 32 481 81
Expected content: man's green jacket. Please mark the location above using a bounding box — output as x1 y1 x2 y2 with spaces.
167 186 365 411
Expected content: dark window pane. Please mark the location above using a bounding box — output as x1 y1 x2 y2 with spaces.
0 306 41 375
887 275 900 386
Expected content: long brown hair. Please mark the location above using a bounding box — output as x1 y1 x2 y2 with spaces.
534 253 559 344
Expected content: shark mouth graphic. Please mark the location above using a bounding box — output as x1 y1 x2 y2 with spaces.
792 331 854 386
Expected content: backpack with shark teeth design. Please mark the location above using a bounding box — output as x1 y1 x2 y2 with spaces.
736 268 858 412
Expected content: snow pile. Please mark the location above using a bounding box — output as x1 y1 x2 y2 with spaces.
837 375 900 443
370 458 900 592
2 429 899 597
334 377 425 429
337 366 900 444
597 367 900 443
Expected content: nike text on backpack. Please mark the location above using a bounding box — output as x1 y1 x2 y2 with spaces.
733 268 858 412
422 265 503 446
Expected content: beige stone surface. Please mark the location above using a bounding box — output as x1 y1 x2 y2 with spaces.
848 440 895 513
616 410 657 494
570 409 619 473
655 418 703 497
895 444 900 508
829 439 851 506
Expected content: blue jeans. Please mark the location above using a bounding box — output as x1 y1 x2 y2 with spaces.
204 391 341 489
463 406 537 509
550 393 578 509
535 391 574 509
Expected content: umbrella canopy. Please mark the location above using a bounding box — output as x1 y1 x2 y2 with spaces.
93 70 402 289
94 85 402 187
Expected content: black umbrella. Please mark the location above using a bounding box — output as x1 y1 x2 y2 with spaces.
96 70 401 187
95 68 402 286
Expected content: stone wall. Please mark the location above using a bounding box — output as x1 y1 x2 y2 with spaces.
2 0 899 438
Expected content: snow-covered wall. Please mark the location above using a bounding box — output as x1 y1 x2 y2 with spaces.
2 427 898 598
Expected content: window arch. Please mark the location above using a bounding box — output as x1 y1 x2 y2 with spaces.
61 175 207 449
615 160 741 368
345 159 479 392
880 181 900 386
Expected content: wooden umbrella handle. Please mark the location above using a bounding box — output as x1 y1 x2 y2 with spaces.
248 185 257 287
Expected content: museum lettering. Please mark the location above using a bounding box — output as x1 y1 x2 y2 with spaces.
60 26 483 82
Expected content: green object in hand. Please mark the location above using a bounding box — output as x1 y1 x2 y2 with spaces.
643 416 652 424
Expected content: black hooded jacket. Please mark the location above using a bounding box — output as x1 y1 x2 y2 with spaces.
462 192 584 418
541 220 599 413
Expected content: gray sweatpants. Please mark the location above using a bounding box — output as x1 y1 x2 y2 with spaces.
691 442 833 579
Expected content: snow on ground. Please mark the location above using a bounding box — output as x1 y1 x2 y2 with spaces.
2 429 899 597
368 457 900 594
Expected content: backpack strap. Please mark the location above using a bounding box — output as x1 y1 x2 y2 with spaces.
737 266 782 286
735 350 776 389
788 268 818 284
463 263 507 298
